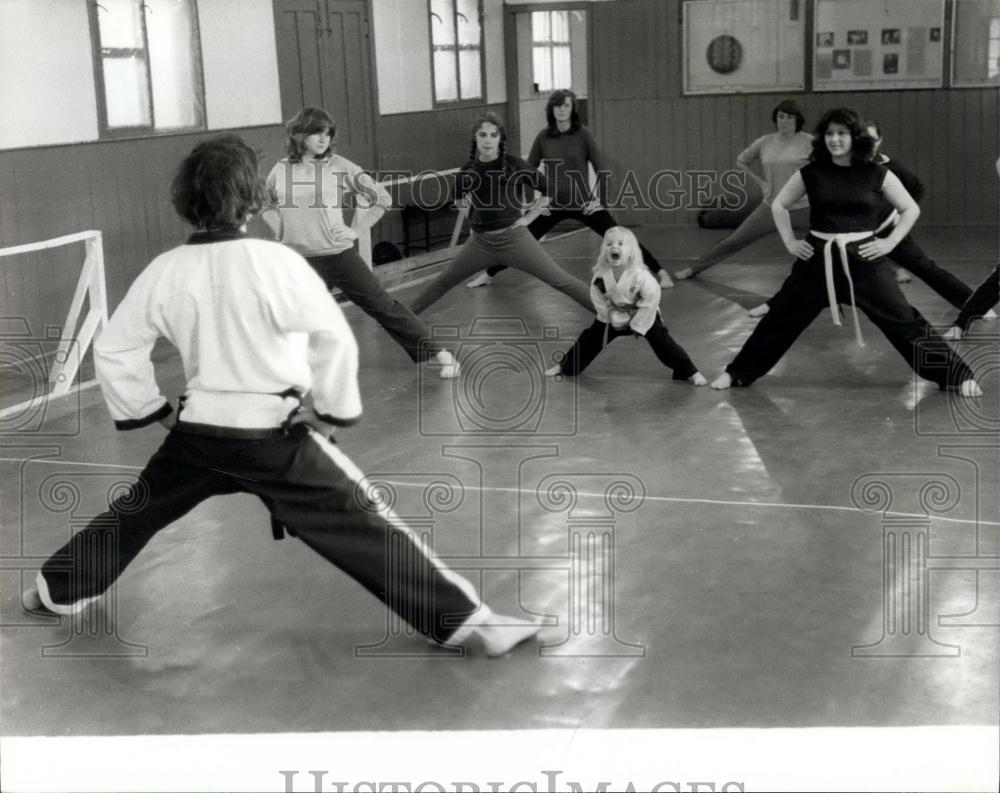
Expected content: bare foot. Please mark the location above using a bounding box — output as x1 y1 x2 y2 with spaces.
544 365 562 377
959 380 982 398
674 267 694 281
454 611 542 658
688 372 708 386
465 271 493 288
434 349 461 379
710 372 733 390
657 270 675 288
22 587 55 616
748 303 770 318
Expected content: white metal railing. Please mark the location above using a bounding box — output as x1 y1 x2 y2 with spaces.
0 230 107 418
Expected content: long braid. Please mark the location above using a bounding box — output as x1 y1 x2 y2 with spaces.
497 138 510 176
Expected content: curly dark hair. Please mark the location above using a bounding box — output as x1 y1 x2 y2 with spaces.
544 89 581 136
771 99 805 132
285 106 336 162
171 135 264 230
810 107 876 165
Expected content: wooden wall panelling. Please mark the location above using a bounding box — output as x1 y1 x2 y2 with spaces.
982 90 999 227
0 126 286 331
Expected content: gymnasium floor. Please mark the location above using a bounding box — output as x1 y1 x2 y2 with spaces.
2 224 998 790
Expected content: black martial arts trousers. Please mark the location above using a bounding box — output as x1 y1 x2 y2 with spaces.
557 315 698 379
726 240 974 389
955 265 999 332
37 424 479 643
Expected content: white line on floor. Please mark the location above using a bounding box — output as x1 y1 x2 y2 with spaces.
2 456 996 528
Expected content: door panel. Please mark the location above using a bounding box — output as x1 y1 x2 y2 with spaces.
273 0 375 165
273 0 325 118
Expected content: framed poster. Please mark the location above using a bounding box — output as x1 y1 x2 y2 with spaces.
813 0 944 91
683 0 805 94
951 0 1000 87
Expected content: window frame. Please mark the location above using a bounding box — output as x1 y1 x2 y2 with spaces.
530 8 574 96
950 0 1000 87
428 0 486 108
87 0 207 140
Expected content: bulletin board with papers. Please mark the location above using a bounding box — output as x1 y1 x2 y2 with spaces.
813 0 944 91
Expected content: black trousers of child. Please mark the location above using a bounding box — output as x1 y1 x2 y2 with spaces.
955 265 999 332
558 315 698 379
727 241 974 389
485 208 663 276
37 425 479 642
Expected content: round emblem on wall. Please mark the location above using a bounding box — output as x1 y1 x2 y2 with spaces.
706 34 743 74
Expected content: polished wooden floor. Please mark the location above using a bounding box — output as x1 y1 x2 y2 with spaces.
2 224 997 789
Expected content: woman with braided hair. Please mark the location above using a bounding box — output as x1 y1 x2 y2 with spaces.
464 89 673 289
408 112 592 315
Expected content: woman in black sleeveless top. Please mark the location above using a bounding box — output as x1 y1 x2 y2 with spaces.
711 107 979 397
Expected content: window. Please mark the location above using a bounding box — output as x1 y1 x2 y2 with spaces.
951 0 1000 87
532 10 571 93
429 0 483 104
88 0 205 136
990 17 1000 78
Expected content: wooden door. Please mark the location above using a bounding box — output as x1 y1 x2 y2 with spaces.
272 0 376 166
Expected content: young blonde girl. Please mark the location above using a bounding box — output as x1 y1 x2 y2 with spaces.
546 227 707 383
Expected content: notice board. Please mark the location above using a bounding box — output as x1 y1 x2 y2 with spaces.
684 0 805 94
813 0 944 91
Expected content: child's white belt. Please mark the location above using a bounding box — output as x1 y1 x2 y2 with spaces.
810 229 876 347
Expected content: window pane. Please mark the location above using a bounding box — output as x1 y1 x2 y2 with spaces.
146 0 201 128
551 10 569 43
431 0 456 46
533 44 552 91
456 0 480 45
103 56 151 127
532 11 550 44
991 18 1000 78
433 49 458 101
459 47 482 98
98 0 144 49
552 44 571 89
